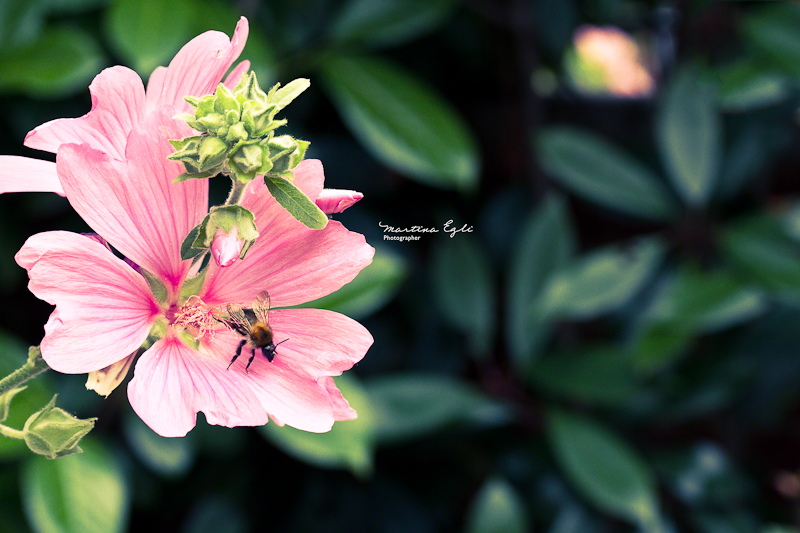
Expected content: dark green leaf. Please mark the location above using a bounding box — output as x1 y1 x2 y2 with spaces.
0 26 103 97
717 59 790 112
296 247 408 319
547 408 662 528
465 477 529 533
365 374 510 444
431 234 496 357
529 346 640 406
538 237 665 320
21 438 129 533
320 54 480 191
741 3 800 77
538 127 679 221
122 411 195 478
104 0 195 76
656 67 721 207
263 174 328 229
259 375 374 478
328 0 455 48
506 194 576 371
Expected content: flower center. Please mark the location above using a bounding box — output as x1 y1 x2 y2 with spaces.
172 295 218 340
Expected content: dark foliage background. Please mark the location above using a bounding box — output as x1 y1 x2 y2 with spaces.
2 0 800 532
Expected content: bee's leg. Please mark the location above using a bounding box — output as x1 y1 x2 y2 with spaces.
245 348 257 373
228 339 247 369
262 346 275 362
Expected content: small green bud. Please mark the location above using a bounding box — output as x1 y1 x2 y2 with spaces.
225 122 249 145
214 83 240 116
23 395 96 459
268 135 310 175
231 144 266 175
198 136 229 169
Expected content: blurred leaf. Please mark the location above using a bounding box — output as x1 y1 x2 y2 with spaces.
0 332 51 460
464 477 529 533
719 213 800 298
21 437 129 533
259 375 375 478
538 127 679 222
506 194 576 372
762 527 800 533
717 126 769 202
297 247 408 319
320 53 480 191
104 0 195 75
656 67 721 208
717 59 790 112
431 234 496 357
741 3 800 77
365 373 510 445
328 0 455 48
632 266 767 374
529 346 640 406
546 408 662 529
538 237 666 320
122 410 195 478
181 496 248 533
0 25 104 97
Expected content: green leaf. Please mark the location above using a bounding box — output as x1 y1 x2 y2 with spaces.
719 213 800 298
656 67 721 208
465 477 529 533
506 194 576 371
122 411 195 478
741 2 800 78
546 408 662 529
320 53 479 191
631 266 767 374
529 346 640 406
538 127 679 222
365 373 510 445
717 59 790 112
431 234 496 357
270 78 310 111
0 25 103 97
538 237 665 320
21 437 129 533
263 174 328 229
104 0 195 76
296 247 408 319
328 0 455 48
259 375 374 478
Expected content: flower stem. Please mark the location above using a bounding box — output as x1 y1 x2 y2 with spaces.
0 423 24 440
0 346 49 397
225 178 247 205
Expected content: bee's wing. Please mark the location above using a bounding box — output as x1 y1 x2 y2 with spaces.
252 291 271 324
226 303 252 335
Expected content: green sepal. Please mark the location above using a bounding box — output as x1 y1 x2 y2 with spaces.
141 269 168 303
180 224 206 260
0 385 27 423
23 395 96 459
264 174 328 229
179 268 208 299
205 205 259 245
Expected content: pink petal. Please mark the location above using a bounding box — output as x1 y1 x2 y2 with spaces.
15 231 160 373
146 17 249 113
315 189 363 214
56 107 207 291
0 156 63 195
320 376 357 421
266 308 372 376
204 309 370 432
128 335 269 437
25 66 146 160
222 60 251 90
200 160 374 307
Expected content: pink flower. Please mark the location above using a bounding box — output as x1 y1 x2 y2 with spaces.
0 18 250 194
17 107 374 437
212 226 244 267
315 189 364 214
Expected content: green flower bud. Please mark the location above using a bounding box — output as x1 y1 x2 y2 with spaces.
23 395 96 459
214 83 240 116
198 136 229 169
225 122 249 145
188 205 260 262
231 144 266 175
268 135 310 175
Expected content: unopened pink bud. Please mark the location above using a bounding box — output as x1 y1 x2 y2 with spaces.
212 227 244 267
315 189 363 214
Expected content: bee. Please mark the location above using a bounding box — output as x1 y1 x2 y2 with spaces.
223 291 287 372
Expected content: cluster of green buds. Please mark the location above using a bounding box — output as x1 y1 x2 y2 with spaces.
169 72 310 183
